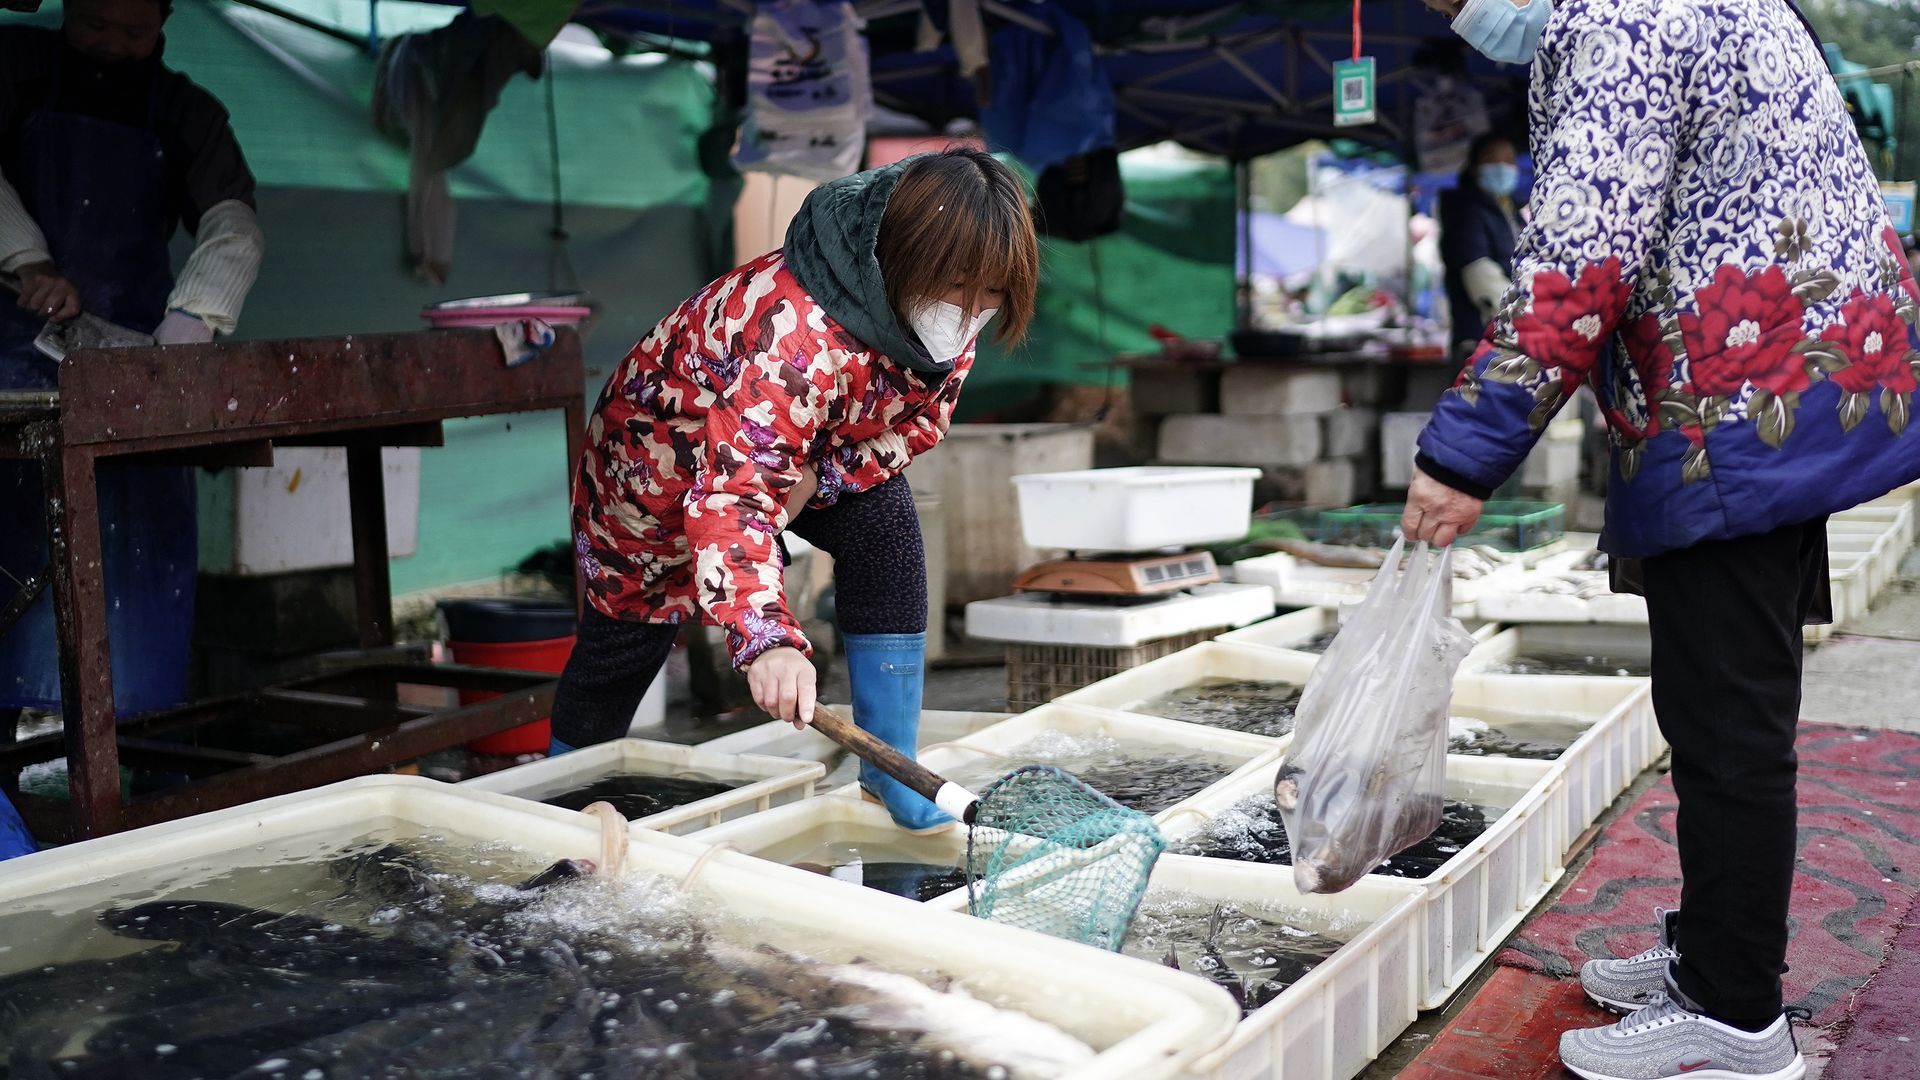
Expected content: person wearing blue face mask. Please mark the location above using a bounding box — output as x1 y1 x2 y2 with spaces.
1405 1 1919 1078
1438 133 1522 362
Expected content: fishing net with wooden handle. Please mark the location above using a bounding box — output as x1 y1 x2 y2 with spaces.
963 765 1166 951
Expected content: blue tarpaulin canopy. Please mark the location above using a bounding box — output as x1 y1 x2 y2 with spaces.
436 0 1528 159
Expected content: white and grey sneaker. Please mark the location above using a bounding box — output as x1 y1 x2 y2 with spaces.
1558 993 1807 1080
1582 909 1680 1012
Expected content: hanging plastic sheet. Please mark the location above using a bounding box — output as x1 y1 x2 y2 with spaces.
734 0 873 181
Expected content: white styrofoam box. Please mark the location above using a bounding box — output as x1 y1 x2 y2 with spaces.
1379 412 1430 488
1323 406 1379 459
1012 466 1263 551
1160 414 1323 468
206 446 422 574
1059 640 1318 726
0 776 1239 1078
1159 756 1564 1010
1230 550 1521 614
1450 673 1659 855
1462 624 1652 676
1219 367 1344 417
922 857 1428 1080
1520 437 1580 488
965 582 1274 648
459 737 824 836
913 703 1286 822
699 710 1010 793
1304 458 1359 508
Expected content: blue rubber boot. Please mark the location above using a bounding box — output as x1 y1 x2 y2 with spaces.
844 632 953 833
547 736 576 757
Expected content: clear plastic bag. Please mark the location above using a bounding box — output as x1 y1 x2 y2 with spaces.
1275 539 1477 893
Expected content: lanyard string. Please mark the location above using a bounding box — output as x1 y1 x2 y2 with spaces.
1351 0 1362 61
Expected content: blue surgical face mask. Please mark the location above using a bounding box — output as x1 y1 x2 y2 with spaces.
1452 0 1553 65
1477 162 1520 198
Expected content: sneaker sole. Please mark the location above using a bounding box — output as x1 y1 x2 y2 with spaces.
1584 987 1653 1013
1562 1056 1806 1080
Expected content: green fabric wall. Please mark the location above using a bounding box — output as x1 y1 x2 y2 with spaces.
963 156 1238 417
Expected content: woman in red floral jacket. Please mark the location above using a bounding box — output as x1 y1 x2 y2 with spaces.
554 148 1038 832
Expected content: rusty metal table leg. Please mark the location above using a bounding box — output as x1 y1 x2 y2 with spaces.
46 441 123 837
347 446 393 648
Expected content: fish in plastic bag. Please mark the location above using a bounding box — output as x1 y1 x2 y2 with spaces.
1274 540 1476 893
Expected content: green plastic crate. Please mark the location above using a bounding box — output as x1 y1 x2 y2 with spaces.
1318 500 1565 551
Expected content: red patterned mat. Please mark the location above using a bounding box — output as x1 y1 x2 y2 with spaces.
1496 723 1920 1023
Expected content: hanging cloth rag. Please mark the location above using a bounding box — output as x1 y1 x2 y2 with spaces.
980 4 1114 175
372 11 544 284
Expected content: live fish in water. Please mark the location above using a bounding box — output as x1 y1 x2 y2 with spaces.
540 772 739 818
1171 794 1503 879
0 841 1094 1079
1122 893 1346 1017
1134 678 1301 737
941 732 1236 815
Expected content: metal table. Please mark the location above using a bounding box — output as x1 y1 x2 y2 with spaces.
0 329 586 842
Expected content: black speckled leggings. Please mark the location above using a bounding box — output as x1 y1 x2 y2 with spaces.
551 474 927 747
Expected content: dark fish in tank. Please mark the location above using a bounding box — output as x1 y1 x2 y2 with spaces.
1134 678 1302 738
1134 898 1344 1017
541 773 739 818
1177 791 1502 880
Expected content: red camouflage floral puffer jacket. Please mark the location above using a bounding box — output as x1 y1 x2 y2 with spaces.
572 250 967 668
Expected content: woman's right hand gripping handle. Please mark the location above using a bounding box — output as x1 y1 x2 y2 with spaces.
747 646 817 729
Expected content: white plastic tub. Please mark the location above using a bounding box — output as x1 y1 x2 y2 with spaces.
699 710 1010 793
923 856 1426 1080
1058 641 1318 733
1220 608 1500 656
1462 624 1652 678
966 582 1274 647
1013 466 1262 552
1450 674 1659 856
0 776 1240 1080
458 737 824 836
913 703 1285 823
690 794 973 892
1158 756 1564 1009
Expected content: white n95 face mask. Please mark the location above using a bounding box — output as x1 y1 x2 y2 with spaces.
910 300 997 363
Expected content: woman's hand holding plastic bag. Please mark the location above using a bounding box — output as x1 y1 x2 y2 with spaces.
1274 538 1477 893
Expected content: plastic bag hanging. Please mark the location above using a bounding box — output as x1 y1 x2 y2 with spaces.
734 0 874 181
1274 538 1476 893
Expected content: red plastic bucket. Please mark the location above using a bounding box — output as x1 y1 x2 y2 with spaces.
441 599 577 755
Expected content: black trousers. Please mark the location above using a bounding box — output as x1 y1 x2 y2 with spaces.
1642 516 1827 1024
551 475 928 747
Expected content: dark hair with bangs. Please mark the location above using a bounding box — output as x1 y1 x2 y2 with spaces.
875 148 1040 347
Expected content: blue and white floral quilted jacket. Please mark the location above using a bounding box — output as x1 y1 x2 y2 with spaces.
1416 0 1920 558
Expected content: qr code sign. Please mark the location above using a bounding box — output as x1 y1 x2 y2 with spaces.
1343 77 1365 106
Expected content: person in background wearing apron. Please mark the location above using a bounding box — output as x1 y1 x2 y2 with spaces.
0 0 264 742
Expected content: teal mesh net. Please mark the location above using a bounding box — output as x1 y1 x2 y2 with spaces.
964 765 1167 951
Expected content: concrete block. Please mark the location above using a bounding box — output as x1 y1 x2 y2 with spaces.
1130 367 1219 416
1219 367 1343 417
1324 406 1378 458
1305 458 1360 508
1342 365 1392 406
1380 412 1431 489
1521 437 1581 488
1158 414 1322 467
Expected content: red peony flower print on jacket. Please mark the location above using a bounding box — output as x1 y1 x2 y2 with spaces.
1680 265 1808 397
1823 290 1916 395
1621 312 1676 396
1513 258 1632 389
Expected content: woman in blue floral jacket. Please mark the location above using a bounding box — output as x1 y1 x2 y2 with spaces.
1406 2 1920 1078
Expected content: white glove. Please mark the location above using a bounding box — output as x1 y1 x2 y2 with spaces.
154 310 213 345
1461 257 1513 321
